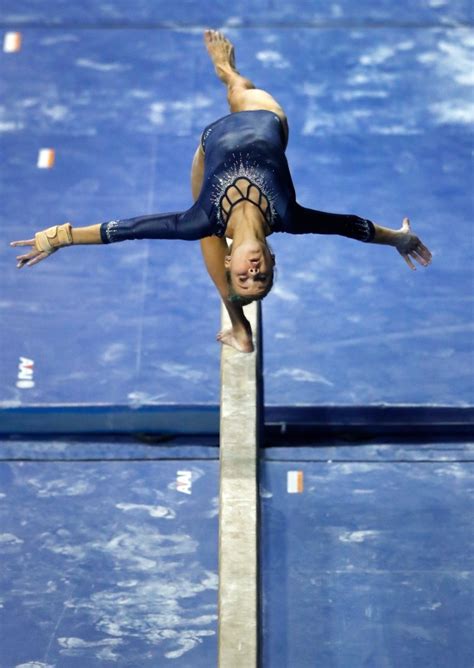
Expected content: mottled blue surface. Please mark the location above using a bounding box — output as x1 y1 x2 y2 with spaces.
262 26 474 405
263 438 474 462
1 13 473 408
2 0 472 26
1 28 222 407
2 437 472 667
260 456 474 668
0 456 219 667
0 434 219 459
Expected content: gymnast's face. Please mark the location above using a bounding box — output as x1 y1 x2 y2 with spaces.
225 241 275 299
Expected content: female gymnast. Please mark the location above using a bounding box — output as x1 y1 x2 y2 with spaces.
11 30 432 353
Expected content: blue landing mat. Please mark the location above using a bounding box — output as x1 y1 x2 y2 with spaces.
2 0 472 26
1 28 222 410
1 24 473 412
260 452 474 668
0 455 219 667
2 437 472 667
0 434 218 460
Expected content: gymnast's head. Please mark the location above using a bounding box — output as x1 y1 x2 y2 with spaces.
224 239 275 304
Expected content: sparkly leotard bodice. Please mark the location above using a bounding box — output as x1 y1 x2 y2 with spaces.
197 110 292 237
100 110 374 244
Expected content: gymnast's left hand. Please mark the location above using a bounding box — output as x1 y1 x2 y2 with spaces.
11 222 74 268
10 238 53 269
394 218 432 270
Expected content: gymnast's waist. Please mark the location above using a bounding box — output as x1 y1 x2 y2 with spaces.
201 110 284 153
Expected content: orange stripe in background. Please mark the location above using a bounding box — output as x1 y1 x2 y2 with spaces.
297 471 304 493
3 32 22 53
37 149 56 169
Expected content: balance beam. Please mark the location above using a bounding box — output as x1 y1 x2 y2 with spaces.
218 300 262 667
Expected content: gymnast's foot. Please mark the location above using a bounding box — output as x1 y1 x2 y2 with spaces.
217 326 254 353
204 29 237 83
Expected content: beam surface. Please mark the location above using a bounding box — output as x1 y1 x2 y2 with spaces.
218 301 262 668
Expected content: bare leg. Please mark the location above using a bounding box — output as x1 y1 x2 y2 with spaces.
191 117 253 352
204 29 289 144
191 144 205 201
191 147 253 352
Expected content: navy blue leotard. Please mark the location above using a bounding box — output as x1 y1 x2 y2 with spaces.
100 110 375 244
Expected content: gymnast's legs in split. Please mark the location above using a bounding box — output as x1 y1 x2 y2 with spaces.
194 30 288 352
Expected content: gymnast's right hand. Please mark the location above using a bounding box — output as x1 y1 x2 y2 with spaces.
10 223 73 269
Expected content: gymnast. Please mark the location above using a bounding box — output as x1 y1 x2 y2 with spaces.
11 29 432 353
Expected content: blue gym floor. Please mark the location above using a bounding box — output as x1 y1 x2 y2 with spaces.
1 1 473 408
1 436 473 666
1 1 473 666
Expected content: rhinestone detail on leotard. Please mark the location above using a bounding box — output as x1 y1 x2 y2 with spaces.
103 220 120 243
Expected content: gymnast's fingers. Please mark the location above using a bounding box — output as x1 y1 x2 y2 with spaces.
10 239 35 247
16 250 36 267
16 249 42 268
410 250 427 266
407 248 429 266
417 242 432 263
25 251 50 267
401 252 416 271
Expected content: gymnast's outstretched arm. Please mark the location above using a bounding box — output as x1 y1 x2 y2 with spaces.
10 203 212 268
11 222 101 268
292 203 432 270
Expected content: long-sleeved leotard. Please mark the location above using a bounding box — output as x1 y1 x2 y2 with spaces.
100 110 375 244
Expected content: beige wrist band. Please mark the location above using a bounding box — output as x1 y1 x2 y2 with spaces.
35 223 73 254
